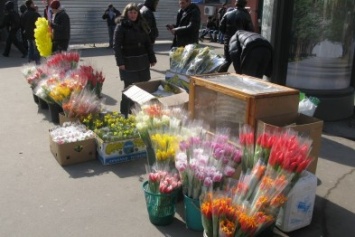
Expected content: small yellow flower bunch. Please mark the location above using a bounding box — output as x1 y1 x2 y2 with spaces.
150 133 179 164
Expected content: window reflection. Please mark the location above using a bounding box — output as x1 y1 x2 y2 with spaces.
286 0 355 90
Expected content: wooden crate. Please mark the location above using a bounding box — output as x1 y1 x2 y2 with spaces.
188 73 300 134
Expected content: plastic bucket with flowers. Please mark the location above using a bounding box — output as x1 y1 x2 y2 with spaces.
142 181 179 226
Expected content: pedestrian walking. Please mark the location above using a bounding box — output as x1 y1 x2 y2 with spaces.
102 4 121 48
217 3 227 44
139 0 159 44
113 3 157 117
23 0 41 64
229 30 273 79
19 4 28 52
218 0 254 72
50 0 70 53
166 0 201 48
0 1 28 58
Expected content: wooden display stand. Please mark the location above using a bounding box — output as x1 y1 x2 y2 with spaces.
188 73 300 134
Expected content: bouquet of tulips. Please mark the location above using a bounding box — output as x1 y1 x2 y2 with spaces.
62 89 102 120
22 64 50 90
144 163 182 224
34 74 61 104
48 76 86 105
69 65 105 97
46 51 80 73
200 125 313 237
132 103 188 166
175 128 242 200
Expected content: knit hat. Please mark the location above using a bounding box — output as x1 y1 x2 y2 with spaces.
50 0 60 10
5 1 14 11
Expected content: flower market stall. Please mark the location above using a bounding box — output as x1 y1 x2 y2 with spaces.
21 43 323 237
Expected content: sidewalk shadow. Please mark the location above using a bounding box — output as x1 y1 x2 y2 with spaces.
319 136 355 167
100 92 117 106
62 156 147 179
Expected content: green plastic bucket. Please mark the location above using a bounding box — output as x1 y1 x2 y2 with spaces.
142 181 178 226
184 194 204 231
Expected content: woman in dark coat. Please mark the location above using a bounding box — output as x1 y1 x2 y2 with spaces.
113 3 157 116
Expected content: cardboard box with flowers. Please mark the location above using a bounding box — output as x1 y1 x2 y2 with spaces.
83 112 147 165
49 122 96 166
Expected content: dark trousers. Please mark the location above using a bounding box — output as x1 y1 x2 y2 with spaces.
120 80 133 117
27 40 41 65
238 47 272 79
3 30 27 56
108 25 115 47
52 39 69 53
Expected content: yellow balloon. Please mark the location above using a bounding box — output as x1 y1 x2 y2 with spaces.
34 17 52 57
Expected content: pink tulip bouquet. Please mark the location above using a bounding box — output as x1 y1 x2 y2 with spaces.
175 129 242 200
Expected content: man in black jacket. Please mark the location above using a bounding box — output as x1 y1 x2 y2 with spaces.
218 0 254 72
23 0 41 64
139 0 159 44
166 0 201 48
0 1 27 58
229 30 273 79
50 0 70 53
102 4 121 48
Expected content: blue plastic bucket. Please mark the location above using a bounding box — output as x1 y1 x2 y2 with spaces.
184 194 204 231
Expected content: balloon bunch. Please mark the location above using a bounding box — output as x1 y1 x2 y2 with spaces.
34 17 52 57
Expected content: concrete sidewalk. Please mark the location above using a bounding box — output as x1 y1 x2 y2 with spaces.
0 41 355 237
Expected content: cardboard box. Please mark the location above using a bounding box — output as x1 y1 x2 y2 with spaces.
123 80 189 108
189 73 300 135
49 135 97 166
165 70 190 93
59 112 80 125
96 136 147 165
256 113 323 174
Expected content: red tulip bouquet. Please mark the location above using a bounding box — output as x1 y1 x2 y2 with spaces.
46 51 80 73
69 65 105 97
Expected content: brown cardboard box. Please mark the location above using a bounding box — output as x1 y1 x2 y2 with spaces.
189 73 299 135
256 113 324 174
123 80 189 108
49 135 97 166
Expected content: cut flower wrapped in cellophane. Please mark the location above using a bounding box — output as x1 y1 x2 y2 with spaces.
62 89 102 120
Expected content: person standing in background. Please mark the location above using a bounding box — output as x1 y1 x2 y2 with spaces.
50 0 70 53
0 1 27 58
43 0 52 22
139 0 159 44
102 4 121 49
218 0 254 72
19 4 28 52
217 3 227 44
113 3 157 117
23 0 41 64
166 0 201 48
